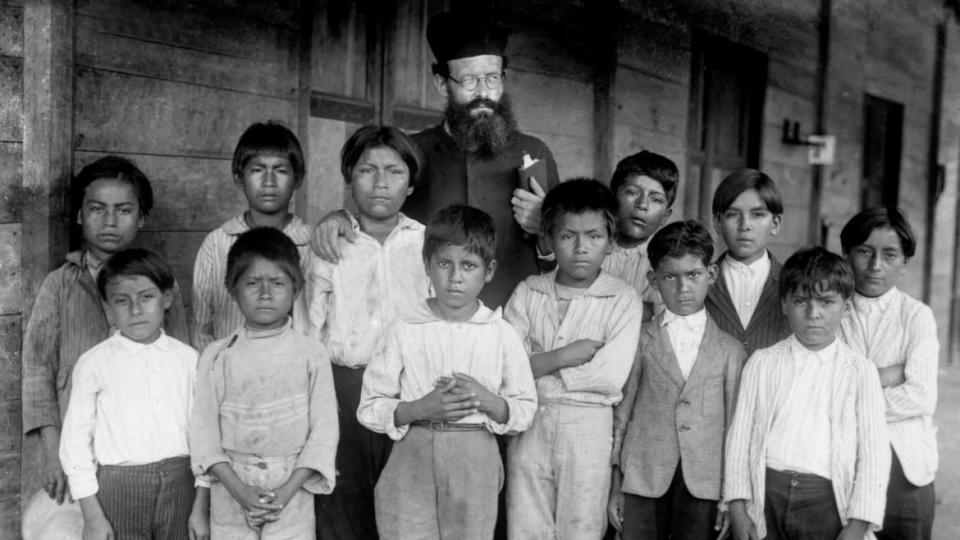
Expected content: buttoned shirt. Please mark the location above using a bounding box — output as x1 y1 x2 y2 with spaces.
765 338 838 479
602 241 664 317
841 287 939 486
661 308 707 380
59 332 199 499
192 214 313 352
722 251 770 328
504 271 642 406
307 214 431 368
358 301 537 440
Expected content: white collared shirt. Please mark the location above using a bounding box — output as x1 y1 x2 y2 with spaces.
307 213 431 368
60 332 200 499
722 251 771 328
601 241 664 317
765 337 838 479
661 308 707 379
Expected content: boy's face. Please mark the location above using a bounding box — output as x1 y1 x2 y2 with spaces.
846 227 908 298
425 244 495 317
550 210 613 288
349 146 413 223
648 254 717 317
78 178 144 261
713 188 781 264
238 154 296 219
103 275 172 344
231 257 297 331
615 174 672 247
781 287 850 351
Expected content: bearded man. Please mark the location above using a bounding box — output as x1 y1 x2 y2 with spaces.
313 11 560 308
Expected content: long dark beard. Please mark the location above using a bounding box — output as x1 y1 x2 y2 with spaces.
445 93 518 157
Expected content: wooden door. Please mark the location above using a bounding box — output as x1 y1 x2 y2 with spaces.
862 94 903 209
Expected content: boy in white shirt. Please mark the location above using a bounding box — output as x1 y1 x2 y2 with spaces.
60 249 208 540
358 205 537 539
725 247 889 540
308 125 431 539
840 207 938 540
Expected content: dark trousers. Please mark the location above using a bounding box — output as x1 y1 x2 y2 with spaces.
764 468 842 540
316 365 393 540
621 465 718 540
876 450 935 540
96 456 195 540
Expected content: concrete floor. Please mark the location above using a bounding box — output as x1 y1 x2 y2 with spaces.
934 364 960 539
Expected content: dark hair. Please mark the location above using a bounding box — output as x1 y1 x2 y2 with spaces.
840 207 916 259
96 248 175 300
232 121 306 186
340 125 424 188
225 227 304 292
779 247 855 301
610 151 679 206
540 178 618 239
423 205 497 266
71 156 154 218
648 220 715 269
711 169 783 216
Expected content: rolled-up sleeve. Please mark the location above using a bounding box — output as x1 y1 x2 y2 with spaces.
485 323 537 435
357 326 409 441
189 343 230 475
296 348 339 494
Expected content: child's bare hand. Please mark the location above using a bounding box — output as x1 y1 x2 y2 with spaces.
560 339 603 367
312 210 355 263
715 509 730 540
188 504 210 540
878 364 906 388
451 372 508 422
82 511 114 540
414 378 478 422
607 488 624 531
727 501 759 540
231 483 282 516
43 456 70 504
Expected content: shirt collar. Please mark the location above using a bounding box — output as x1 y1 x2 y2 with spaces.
222 214 312 246
404 300 502 325
612 240 648 257
723 250 770 276
661 307 707 330
113 329 172 353
854 287 897 314
789 334 839 364
351 212 422 238
243 316 294 341
527 269 630 298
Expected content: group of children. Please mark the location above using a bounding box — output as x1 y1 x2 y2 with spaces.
22 119 938 540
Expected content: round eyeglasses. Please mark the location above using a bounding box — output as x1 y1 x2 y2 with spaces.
446 72 505 91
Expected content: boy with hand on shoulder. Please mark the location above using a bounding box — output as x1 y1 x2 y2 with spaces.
22 156 189 506
840 208 938 540
357 205 537 540
706 169 791 356
308 125 431 539
609 220 745 539
505 178 642 539
602 151 679 322
191 228 339 538
59 249 207 540
725 247 889 540
192 121 313 351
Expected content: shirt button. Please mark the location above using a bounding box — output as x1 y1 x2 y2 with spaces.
678 425 690 432
678 399 690 406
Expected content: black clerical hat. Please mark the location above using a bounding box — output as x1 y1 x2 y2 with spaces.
426 11 508 63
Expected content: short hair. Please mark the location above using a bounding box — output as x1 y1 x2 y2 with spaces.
711 169 783 216
609 151 680 206
648 220 715 269
225 227 304 292
779 247 855 301
340 125 424 188
423 205 497 266
71 156 154 218
96 248 175 300
540 178 618 239
840 207 916 258
232 121 306 186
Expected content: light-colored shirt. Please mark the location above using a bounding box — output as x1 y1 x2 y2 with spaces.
724 336 889 538
765 338 837 479
661 308 707 380
307 214 431 368
59 332 199 499
504 271 642 406
602 241 663 317
190 319 338 495
722 251 770 328
191 214 313 352
358 301 537 441
841 287 939 486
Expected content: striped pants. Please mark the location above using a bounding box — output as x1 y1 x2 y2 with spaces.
96 456 195 540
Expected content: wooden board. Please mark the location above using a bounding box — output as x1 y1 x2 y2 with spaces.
0 224 21 316
0 55 22 142
135 230 208 309
0 6 23 57
0 142 22 223
613 66 688 141
0 315 21 428
509 69 594 139
75 151 246 232
310 0 370 100
616 16 692 85
74 68 296 158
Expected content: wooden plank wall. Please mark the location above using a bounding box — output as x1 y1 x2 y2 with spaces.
0 0 24 534
72 0 301 309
